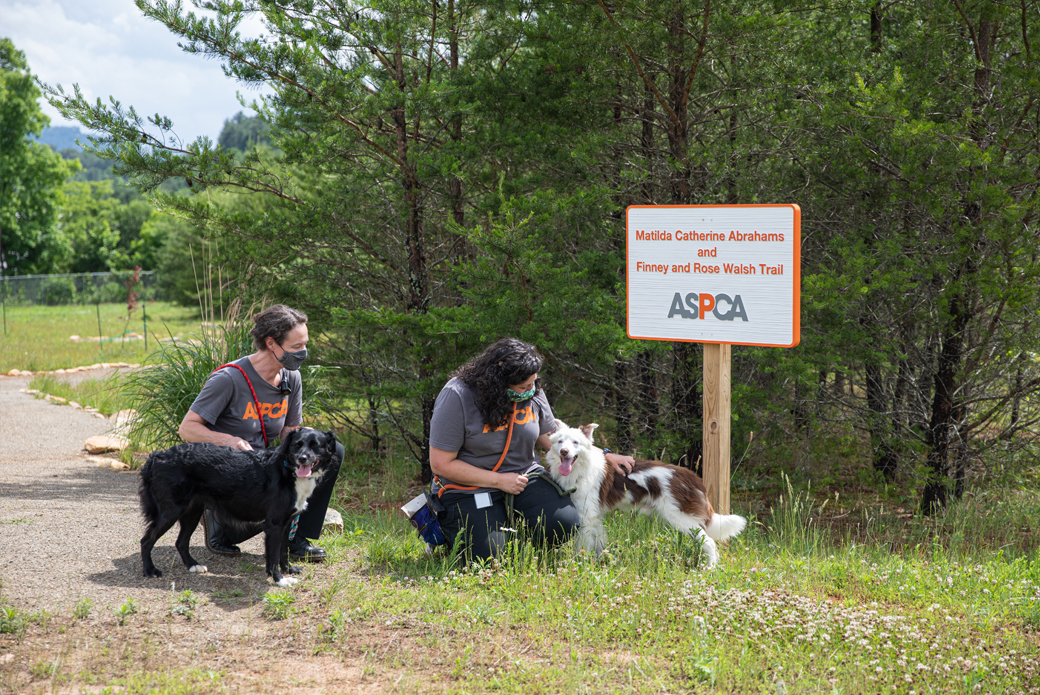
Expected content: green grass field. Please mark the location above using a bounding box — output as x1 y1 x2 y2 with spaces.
0 302 199 372
3 309 1038 693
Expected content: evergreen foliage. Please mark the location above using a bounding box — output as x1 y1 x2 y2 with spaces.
42 0 1040 508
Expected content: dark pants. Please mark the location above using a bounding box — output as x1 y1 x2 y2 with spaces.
438 477 580 562
215 441 344 543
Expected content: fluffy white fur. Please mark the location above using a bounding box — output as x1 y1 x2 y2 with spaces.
545 420 746 568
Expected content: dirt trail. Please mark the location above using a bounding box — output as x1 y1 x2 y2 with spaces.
0 370 290 610
0 372 410 694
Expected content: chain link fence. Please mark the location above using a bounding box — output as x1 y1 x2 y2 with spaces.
0 271 168 306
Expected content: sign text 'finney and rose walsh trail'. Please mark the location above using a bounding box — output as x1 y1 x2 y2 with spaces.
626 205 801 347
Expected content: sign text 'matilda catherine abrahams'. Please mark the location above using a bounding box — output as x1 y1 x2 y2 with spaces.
634 229 787 243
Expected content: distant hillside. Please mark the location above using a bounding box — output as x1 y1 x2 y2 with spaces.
219 112 272 152
36 125 86 151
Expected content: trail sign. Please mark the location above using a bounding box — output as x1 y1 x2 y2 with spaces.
626 205 801 514
626 205 800 347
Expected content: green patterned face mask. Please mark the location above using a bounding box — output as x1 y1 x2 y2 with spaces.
506 386 536 402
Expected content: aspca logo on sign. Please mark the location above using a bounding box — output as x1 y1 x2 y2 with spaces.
667 293 748 321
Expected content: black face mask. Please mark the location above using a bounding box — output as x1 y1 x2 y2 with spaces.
277 347 308 371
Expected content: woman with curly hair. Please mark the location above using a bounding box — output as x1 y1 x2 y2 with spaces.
429 338 633 561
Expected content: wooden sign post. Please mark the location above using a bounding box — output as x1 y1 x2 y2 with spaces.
625 205 800 514
702 342 731 513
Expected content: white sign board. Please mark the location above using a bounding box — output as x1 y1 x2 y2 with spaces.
626 205 800 347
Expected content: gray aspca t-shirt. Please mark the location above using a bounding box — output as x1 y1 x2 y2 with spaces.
429 377 556 496
188 356 303 450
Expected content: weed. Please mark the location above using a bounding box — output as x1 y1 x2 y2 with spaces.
96 668 226 694
72 598 92 621
0 604 25 635
319 576 348 610
315 609 346 652
170 590 200 620
262 591 295 620
236 560 260 574
114 598 139 626
29 661 54 680
211 589 245 602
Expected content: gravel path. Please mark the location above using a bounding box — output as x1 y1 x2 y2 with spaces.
0 372 268 614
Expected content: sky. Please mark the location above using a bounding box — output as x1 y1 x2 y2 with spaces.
2 0 268 142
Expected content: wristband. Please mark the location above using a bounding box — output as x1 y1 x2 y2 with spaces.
602 448 612 455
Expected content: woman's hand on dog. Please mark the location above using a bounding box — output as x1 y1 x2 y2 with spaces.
605 452 635 475
231 438 254 451
497 473 529 494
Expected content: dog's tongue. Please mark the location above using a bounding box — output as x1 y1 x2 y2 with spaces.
559 457 574 477
296 465 313 478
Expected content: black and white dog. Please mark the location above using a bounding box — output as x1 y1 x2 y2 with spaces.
546 420 746 568
138 428 338 586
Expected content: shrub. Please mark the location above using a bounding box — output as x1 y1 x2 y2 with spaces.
39 277 76 305
122 301 253 454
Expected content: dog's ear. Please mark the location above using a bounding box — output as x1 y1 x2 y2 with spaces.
579 423 599 442
553 418 568 432
325 430 337 452
277 427 298 454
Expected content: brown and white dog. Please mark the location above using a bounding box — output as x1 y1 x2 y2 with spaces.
545 420 746 568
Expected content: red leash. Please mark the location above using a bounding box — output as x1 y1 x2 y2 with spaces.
211 363 268 447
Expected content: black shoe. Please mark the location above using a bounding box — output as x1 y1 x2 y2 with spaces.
202 509 242 557
288 537 326 562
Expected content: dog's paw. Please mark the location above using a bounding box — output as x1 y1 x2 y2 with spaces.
188 564 208 574
143 567 162 578
274 576 298 587
285 564 303 575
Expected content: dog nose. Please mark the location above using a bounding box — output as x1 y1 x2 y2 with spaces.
560 448 569 457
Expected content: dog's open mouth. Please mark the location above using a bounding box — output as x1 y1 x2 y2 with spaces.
296 464 313 478
559 456 575 476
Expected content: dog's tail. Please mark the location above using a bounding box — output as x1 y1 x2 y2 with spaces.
704 513 747 541
138 453 158 523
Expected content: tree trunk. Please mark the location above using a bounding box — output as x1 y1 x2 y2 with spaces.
923 5 997 511
869 2 883 52
866 360 897 478
447 0 466 267
922 292 968 514
394 48 435 482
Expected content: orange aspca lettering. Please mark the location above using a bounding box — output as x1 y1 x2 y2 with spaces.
482 405 535 433
269 398 287 419
514 405 535 425
242 398 288 421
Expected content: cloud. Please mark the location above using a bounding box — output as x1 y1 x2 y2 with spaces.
2 0 270 141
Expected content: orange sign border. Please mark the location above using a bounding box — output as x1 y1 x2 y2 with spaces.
625 204 801 348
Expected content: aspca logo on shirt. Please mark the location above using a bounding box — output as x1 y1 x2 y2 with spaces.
482 404 537 433
668 292 749 321
242 398 288 421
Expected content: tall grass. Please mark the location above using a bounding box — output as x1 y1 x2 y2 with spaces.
766 473 828 556
302 492 1040 694
123 301 254 454
27 373 132 416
